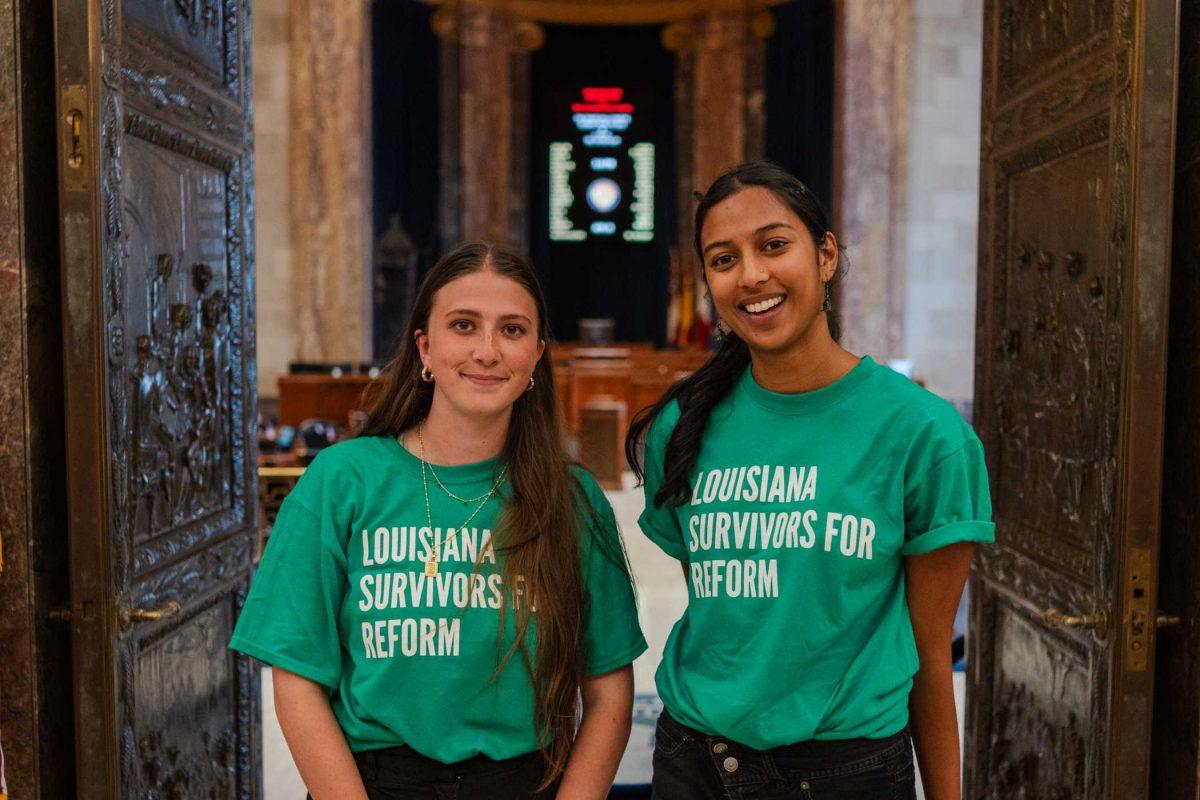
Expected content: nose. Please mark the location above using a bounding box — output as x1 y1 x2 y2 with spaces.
737 254 770 289
472 332 500 366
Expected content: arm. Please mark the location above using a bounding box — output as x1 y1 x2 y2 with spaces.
905 542 974 800
273 667 369 800
556 665 634 800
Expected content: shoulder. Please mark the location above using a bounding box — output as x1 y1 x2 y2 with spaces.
304 435 388 476
290 436 384 509
644 398 682 449
569 464 613 513
862 363 979 461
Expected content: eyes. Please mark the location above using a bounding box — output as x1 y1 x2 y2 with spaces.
449 319 528 338
707 238 790 270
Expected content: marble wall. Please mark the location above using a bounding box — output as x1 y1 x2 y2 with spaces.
902 0 982 405
252 0 293 398
288 0 373 366
833 0 912 364
254 0 372 400
834 0 981 408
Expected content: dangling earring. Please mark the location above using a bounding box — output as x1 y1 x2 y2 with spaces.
527 375 535 392
421 365 434 382
822 283 833 313
714 319 728 340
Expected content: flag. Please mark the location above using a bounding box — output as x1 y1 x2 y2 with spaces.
677 256 694 347
665 248 681 347
689 265 712 347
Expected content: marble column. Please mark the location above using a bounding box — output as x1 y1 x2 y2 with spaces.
289 0 373 362
663 7 772 331
435 6 542 250
665 9 773 217
252 0 294 396
832 0 912 360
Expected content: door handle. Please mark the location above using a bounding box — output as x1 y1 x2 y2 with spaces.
1044 608 1180 632
120 600 181 630
1043 607 1107 630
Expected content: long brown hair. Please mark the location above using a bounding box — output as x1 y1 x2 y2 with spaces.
358 242 587 785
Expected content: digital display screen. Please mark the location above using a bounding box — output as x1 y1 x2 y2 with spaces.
548 86 656 243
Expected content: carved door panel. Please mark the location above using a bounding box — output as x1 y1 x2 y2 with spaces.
968 1 1178 798
53 0 259 797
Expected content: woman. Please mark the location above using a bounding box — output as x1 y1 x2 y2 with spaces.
627 162 993 800
232 242 647 799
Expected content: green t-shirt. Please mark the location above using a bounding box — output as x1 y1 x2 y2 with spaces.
639 356 993 748
231 436 646 762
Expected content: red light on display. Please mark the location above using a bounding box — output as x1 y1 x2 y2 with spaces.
573 86 633 113
582 87 624 103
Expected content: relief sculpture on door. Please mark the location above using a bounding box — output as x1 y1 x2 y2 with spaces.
131 253 231 539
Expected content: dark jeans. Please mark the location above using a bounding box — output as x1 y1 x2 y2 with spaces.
651 708 916 800
306 746 559 800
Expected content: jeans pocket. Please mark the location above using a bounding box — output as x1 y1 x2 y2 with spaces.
653 715 690 760
797 763 893 800
885 743 916 800
362 771 438 800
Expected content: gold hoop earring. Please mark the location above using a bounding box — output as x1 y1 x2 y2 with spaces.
527 375 535 392
421 365 434 383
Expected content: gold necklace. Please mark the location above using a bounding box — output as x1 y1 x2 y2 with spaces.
411 426 507 576
416 425 509 504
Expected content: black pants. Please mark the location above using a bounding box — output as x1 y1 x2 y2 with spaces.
651 709 917 800
307 746 559 800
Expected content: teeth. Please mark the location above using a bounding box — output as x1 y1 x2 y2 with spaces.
744 296 783 314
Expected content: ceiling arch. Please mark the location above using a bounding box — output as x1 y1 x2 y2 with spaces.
419 0 787 25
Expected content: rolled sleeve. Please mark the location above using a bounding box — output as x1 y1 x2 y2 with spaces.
902 436 995 556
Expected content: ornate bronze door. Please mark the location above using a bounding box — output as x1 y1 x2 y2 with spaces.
968 1 1179 797
53 0 259 796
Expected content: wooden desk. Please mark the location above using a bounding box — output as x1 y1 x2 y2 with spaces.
277 373 375 427
628 349 712 418
553 345 713 440
273 345 714 467
566 358 632 432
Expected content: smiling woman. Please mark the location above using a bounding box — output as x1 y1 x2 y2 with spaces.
625 162 994 800
231 242 647 800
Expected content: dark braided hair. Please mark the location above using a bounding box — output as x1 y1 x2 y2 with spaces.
625 161 845 507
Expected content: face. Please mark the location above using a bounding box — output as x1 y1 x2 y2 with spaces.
415 270 545 419
700 186 838 355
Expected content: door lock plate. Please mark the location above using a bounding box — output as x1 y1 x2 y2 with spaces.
1127 547 1152 671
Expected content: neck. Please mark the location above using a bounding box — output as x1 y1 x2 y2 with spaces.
410 398 511 465
749 317 859 393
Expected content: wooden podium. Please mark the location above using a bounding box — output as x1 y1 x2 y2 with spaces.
276 373 375 427
271 345 712 482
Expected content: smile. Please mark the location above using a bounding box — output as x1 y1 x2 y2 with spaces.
462 373 507 386
738 294 786 315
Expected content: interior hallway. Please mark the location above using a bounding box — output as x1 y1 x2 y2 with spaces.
259 474 964 798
